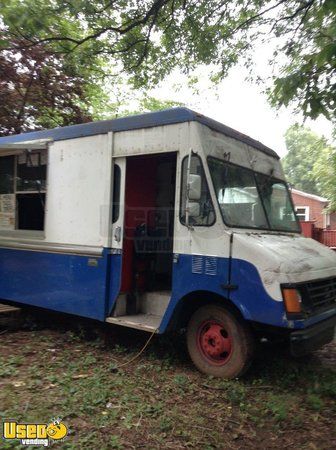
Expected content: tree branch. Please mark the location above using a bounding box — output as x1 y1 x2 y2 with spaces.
3 0 171 53
233 0 288 32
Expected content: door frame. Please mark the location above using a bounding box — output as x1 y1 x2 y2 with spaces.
110 156 126 250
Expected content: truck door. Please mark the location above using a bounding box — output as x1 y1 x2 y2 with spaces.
111 157 126 250
175 152 231 293
108 157 126 314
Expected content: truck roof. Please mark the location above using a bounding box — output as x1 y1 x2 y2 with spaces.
0 107 279 159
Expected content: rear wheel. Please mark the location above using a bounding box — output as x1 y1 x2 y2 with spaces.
187 304 254 378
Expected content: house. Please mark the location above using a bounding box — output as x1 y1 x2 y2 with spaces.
290 188 336 229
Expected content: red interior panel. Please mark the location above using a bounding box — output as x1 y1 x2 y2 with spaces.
121 156 157 292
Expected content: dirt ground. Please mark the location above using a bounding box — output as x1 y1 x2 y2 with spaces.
0 309 335 449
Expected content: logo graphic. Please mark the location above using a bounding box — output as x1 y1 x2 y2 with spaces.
2 417 68 447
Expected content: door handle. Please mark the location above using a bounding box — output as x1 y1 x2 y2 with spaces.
114 226 122 243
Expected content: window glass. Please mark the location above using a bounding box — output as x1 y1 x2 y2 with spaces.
17 194 45 230
255 174 299 231
0 150 47 232
112 164 121 223
208 157 300 232
16 150 47 192
208 157 268 229
180 155 215 226
0 156 14 194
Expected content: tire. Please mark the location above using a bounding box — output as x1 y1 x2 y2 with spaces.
187 304 254 378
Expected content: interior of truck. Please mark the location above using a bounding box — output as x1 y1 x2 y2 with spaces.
108 152 177 331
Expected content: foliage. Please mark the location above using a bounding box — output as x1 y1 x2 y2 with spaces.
313 143 336 211
282 124 336 210
0 0 335 122
0 33 181 135
106 86 183 118
283 124 326 194
0 36 100 136
138 95 183 112
268 0 336 120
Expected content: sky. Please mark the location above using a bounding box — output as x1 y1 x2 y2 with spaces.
150 65 334 158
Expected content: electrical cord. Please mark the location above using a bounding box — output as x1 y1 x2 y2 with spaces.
112 327 158 370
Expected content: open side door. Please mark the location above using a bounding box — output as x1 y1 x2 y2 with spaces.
106 156 126 316
111 157 126 250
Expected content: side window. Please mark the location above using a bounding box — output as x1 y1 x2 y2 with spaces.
0 156 14 194
180 155 215 226
0 150 47 232
112 164 121 223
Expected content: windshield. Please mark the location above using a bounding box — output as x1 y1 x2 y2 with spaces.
208 157 300 232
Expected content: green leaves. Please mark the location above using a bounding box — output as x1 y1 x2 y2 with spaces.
323 0 336 14
0 35 97 135
282 124 336 211
313 145 336 211
316 44 336 68
0 0 335 122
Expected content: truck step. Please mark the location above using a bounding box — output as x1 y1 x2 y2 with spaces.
0 303 20 314
140 291 171 316
112 291 171 318
106 314 161 332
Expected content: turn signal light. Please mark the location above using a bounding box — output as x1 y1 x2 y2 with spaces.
282 288 302 314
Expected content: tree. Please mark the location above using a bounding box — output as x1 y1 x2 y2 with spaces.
282 124 329 195
0 39 98 136
313 142 336 211
282 124 336 211
0 36 182 135
138 95 183 112
0 0 335 122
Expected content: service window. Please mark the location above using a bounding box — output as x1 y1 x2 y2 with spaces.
0 150 47 232
180 155 215 226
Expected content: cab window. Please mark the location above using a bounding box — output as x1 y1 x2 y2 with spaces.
180 155 215 226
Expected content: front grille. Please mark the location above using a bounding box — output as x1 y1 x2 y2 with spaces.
299 277 336 314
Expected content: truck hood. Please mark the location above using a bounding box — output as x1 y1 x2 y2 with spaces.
233 232 336 300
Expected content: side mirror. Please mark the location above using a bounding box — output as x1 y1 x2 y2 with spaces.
188 174 201 201
188 202 200 218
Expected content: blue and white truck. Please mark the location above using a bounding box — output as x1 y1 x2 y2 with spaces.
0 108 335 378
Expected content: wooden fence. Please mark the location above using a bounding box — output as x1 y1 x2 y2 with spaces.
300 221 336 249
318 230 336 248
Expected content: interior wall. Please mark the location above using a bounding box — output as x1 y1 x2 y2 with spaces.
121 156 158 291
154 158 176 276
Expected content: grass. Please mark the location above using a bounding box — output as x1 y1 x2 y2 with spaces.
0 310 335 449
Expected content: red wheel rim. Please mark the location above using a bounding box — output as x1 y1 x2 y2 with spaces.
197 320 233 365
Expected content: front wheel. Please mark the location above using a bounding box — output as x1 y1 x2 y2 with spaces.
187 304 254 378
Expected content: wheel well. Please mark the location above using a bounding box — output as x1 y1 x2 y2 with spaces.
166 291 245 332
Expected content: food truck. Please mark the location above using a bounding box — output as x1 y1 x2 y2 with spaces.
0 108 335 378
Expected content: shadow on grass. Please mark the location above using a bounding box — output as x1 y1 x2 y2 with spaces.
1 307 335 392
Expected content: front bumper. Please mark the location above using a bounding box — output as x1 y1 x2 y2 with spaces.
290 314 336 357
